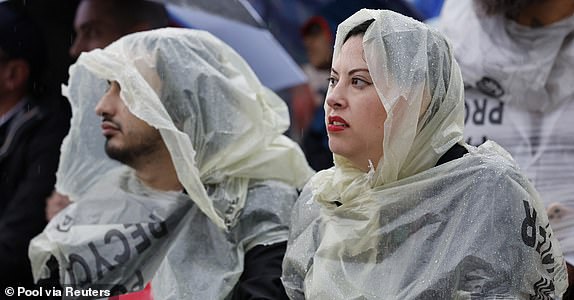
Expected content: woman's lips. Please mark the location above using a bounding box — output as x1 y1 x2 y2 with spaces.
327 115 349 132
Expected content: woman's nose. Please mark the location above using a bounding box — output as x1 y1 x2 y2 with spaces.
325 86 346 109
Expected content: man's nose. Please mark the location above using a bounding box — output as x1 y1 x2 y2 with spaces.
69 37 85 59
95 94 112 117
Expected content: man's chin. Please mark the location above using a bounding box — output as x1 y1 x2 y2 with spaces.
105 144 131 165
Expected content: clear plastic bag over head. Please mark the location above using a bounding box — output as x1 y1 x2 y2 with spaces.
282 9 567 299
29 28 314 298
55 28 314 229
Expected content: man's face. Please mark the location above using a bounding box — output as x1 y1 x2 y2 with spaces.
0 51 28 101
69 0 126 59
94 81 164 167
0 54 10 96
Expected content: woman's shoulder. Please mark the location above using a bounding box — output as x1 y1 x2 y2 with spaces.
462 141 529 184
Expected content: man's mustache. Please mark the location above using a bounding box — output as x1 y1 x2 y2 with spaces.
101 116 121 130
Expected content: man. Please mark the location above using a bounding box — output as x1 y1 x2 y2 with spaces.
439 0 574 295
0 2 70 291
46 0 169 221
30 28 314 299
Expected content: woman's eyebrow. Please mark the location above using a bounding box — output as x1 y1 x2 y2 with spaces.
330 68 370 76
348 68 369 75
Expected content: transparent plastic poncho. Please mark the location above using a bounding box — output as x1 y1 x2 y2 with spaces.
282 9 567 299
29 28 314 299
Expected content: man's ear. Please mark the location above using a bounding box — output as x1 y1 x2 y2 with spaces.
1 59 30 92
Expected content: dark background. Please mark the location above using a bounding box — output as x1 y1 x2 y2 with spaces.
9 0 79 113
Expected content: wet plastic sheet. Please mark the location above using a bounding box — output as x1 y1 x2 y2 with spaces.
31 167 298 299
283 142 568 299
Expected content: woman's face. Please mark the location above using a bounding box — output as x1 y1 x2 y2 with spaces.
325 35 386 172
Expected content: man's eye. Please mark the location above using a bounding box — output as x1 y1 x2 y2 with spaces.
104 80 112 92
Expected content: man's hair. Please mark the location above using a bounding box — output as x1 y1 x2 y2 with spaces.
473 0 543 17
91 0 169 30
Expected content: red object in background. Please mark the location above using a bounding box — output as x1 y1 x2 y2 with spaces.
109 284 153 300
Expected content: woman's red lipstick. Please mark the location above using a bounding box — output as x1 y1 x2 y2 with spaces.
327 115 349 132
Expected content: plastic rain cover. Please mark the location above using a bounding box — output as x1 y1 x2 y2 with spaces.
29 28 314 299
282 9 567 300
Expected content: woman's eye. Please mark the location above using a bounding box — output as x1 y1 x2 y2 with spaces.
351 77 370 87
328 76 338 86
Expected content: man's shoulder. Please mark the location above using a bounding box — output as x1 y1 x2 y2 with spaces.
240 179 299 219
8 100 69 148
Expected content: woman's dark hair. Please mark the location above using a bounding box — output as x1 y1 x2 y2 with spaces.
343 19 375 43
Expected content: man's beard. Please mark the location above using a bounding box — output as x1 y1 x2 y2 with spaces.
473 0 543 17
105 135 163 168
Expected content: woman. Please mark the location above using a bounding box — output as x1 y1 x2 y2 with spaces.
29 28 314 299
282 9 567 299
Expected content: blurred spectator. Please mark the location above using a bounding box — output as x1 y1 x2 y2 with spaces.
0 1 69 291
46 0 169 221
296 0 424 171
297 15 334 171
68 0 168 59
439 0 574 296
